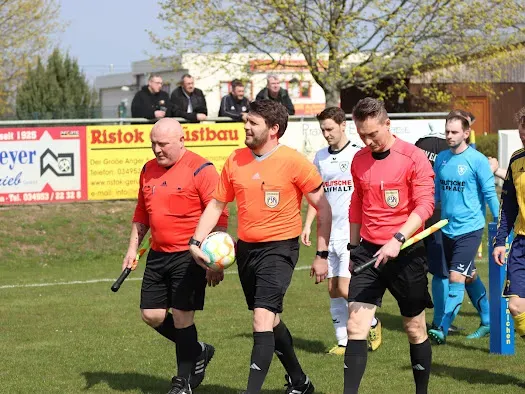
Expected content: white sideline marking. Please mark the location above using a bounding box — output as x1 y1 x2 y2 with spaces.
0 265 312 290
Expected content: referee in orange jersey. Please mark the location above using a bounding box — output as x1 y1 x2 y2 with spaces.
122 118 228 394
189 100 332 394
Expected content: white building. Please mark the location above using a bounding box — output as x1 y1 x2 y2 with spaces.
180 53 327 116
95 53 332 118
95 58 187 118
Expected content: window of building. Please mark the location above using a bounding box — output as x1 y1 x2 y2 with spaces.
300 81 311 98
284 80 311 99
220 81 230 98
288 80 300 98
219 80 253 100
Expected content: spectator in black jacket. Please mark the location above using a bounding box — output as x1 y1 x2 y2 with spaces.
218 79 250 121
131 74 170 121
255 74 295 115
170 74 208 122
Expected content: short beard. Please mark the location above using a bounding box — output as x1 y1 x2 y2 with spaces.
447 140 463 150
245 130 269 150
245 137 264 150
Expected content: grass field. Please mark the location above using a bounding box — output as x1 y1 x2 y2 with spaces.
1 201 524 393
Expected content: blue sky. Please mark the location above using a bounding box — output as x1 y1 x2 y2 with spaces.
59 1 167 81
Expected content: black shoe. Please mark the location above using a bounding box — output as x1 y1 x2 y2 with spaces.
167 376 192 394
448 324 463 334
427 322 462 334
284 374 314 394
189 342 215 389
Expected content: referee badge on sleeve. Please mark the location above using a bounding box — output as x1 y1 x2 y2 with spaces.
264 191 280 208
384 190 399 208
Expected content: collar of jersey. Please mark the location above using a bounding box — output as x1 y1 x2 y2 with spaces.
328 140 351 155
251 144 282 161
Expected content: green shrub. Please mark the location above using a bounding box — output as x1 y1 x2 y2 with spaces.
475 133 498 158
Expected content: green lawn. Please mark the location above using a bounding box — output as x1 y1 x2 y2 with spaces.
0 201 523 393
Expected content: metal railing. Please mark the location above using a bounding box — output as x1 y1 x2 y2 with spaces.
0 112 449 127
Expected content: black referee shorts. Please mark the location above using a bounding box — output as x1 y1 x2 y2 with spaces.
140 249 206 311
349 240 433 318
236 237 300 314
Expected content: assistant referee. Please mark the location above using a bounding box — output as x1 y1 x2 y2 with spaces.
345 98 435 394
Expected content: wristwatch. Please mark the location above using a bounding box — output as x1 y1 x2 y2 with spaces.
347 243 358 251
393 232 406 244
316 250 329 259
188 237 201 247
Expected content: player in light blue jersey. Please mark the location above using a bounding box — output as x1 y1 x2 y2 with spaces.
428 113 499 344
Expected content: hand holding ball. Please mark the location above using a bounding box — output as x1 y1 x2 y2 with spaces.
200 231 237 271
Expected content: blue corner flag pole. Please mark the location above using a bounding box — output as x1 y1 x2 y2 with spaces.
488 222 515 355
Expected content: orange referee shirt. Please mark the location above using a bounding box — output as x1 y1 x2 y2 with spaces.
213 145 322 242
133 150 228 252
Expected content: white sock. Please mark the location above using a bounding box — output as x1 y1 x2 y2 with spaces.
371 316 378 327
330 297 349 346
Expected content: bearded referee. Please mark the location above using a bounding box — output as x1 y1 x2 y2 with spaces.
189 99 332 394
345 98 435 394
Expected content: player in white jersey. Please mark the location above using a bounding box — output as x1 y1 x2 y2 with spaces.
301 107 382 355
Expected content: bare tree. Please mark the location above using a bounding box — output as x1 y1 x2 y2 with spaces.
151 0 524 107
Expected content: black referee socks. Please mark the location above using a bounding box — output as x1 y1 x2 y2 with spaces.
175 324 202 379
247 331 275 393
274 320 306 385
154 312 177 343
343 339 368 394
410 338 432 394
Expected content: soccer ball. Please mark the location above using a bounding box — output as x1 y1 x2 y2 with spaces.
200 231 236 271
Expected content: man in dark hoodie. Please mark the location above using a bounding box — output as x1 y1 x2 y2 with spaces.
255 75 295 115
218 79 250 121
170 74 208 123
131 74 171 121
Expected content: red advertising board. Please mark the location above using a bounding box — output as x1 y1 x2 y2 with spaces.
0 127 87 205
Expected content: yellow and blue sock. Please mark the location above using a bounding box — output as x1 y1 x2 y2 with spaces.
466 276 490 326
440 282 465 334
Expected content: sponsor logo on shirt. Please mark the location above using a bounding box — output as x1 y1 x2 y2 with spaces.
323 179 353 193
384 189 399 208
339 161 349 172
439 179 466 192
422 150 438 164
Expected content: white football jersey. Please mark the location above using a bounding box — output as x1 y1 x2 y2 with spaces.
313 141 362 240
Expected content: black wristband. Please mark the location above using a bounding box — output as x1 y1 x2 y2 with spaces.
347 243 358 251
316 250 329 259
188 237 201 247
